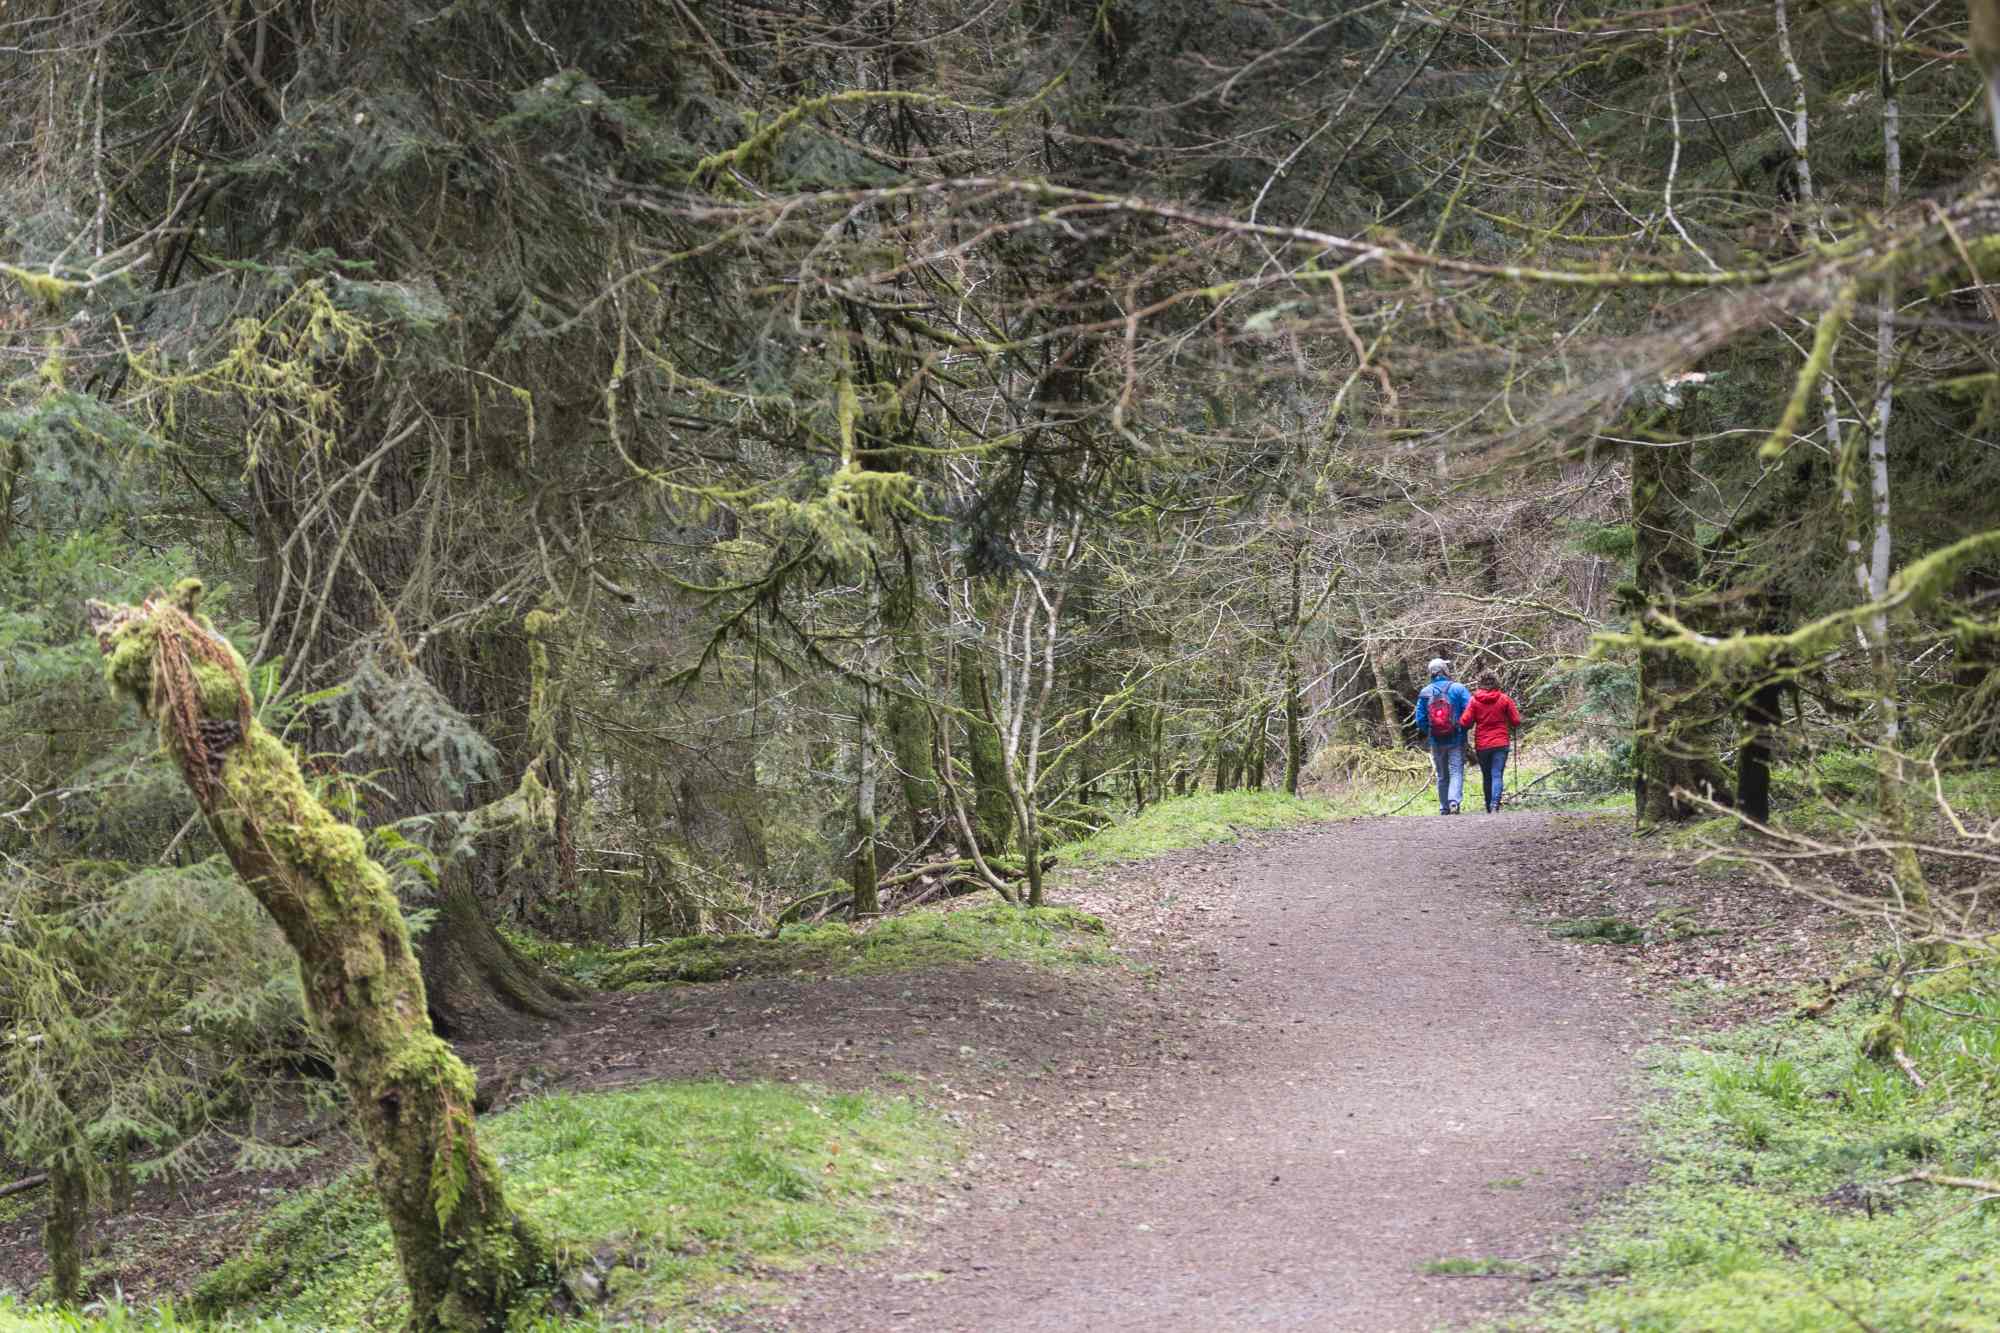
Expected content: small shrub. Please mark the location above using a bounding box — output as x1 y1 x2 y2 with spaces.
1548 915 1643 945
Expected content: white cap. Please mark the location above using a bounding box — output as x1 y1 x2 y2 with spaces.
1427 658 1449 676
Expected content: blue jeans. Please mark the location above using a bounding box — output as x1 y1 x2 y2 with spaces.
1478 745 1511 811
1431 741 1464 812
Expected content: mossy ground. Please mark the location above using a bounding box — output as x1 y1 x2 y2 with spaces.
1489 976 2000 1332
1054 791 1339 864
559 904 1113 991
173 1081 950 1330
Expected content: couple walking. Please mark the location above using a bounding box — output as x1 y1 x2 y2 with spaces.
1413 658 1523 815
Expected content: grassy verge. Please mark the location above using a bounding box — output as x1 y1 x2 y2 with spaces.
1492 978 2000 1332
1055 790 1339 864
181 1080 951 1330
590 903 1112 989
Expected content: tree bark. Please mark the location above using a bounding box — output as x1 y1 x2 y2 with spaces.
884 572 939 845
1736 678 1784 825
1282 542 1306 795
1629 431 1730 824
1849 12 1930 926
956 644 1014 855
852 609 882 917
90 584 550 1331
42 1158 84 1307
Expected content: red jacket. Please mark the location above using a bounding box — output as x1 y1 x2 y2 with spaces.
1459 689 1522 750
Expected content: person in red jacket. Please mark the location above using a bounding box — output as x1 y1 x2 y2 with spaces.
1459 670 1524 813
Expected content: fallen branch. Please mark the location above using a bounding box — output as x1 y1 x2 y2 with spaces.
0 1172 47 1201
769 886 847 934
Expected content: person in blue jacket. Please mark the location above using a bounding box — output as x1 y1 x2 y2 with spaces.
1413 657 1472 814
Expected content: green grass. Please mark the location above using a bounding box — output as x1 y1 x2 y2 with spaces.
1055 790 1338 863
1492 974 2000 1332
1423 1257 1534 1276
0 1303 234 1331
594 902 1112 989
182 1081 952 1330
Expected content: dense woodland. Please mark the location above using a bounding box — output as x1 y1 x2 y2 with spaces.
6 0 2000 1326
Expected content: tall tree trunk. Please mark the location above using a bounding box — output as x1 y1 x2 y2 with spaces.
1245 706 1269 790
1282 542 1306 795
1629 427 1730 824
42 1157 84 1307
956 644 1014 854
90 586 550 1331
1851 11 1930 924
1736 678 1784 825
884 571 939 845
852 587 882 917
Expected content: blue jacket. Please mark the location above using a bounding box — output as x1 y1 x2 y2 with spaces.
1414 676 1471 746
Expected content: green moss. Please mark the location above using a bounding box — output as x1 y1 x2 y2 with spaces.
1057 791 1338 863
1547 915 1645 945
596 903 1114 990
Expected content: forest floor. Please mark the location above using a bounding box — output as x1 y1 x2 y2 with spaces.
0 806 1857 1330
481 807 1849 1331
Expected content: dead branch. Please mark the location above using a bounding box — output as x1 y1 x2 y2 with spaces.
0 1173 48 1200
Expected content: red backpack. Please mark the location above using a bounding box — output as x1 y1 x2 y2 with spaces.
1426 684 1457 738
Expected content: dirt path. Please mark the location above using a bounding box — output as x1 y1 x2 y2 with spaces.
774 812 1659 1332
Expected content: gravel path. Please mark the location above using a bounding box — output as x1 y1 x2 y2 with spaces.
781 812 1658 1331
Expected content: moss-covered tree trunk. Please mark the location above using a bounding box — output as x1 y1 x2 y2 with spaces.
956 644 1014 854
42 1157 84 1306
89 584 550 1332
884 574 938 845
1246 705 1269 791
1629 434 1730 825
851 676 882 918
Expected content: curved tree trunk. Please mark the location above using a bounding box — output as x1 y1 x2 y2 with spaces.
90 585 550 1331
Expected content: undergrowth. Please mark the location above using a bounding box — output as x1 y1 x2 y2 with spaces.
1667 750 2000 850
1055 790 1337 863
1497 975 2000 1332
0 1304 283 1331
186 1081 951 1329
591 903 1111 990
